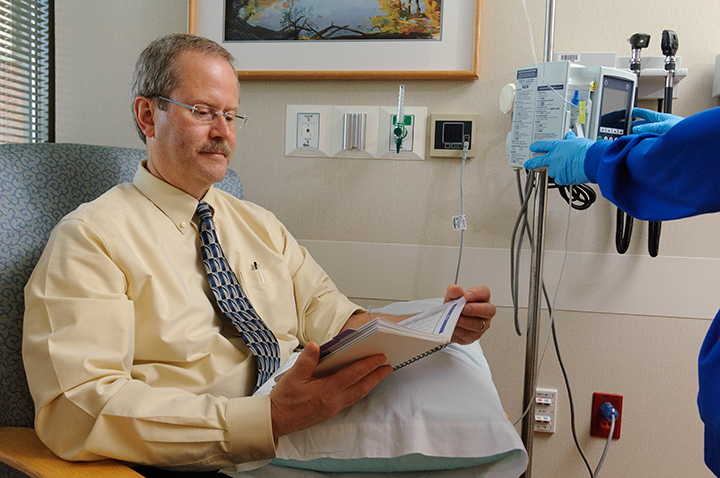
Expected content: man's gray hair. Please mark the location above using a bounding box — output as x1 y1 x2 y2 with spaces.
131 33 237 144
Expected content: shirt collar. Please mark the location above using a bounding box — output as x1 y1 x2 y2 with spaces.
133 161 219 233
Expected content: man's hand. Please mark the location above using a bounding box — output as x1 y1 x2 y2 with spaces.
444 285 496 344
269 342 391 439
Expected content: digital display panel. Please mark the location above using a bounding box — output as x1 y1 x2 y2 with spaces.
597 77 634 141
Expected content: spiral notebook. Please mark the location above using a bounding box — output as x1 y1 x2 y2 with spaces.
312 296 467 378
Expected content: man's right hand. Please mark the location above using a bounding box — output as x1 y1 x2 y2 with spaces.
269 342 391 439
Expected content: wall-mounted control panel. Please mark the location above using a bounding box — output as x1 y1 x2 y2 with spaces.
428 114 478 158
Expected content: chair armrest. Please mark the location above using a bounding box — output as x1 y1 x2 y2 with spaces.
0 427 142 478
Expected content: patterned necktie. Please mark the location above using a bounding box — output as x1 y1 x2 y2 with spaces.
196 201 280 391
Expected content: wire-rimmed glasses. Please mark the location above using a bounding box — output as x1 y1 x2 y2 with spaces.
158 96 248 128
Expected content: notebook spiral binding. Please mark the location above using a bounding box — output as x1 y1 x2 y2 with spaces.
392 344 448 371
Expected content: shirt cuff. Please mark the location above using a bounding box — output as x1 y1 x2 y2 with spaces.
226 394 277 463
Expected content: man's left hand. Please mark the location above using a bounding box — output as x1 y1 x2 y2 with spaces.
444 285 496 344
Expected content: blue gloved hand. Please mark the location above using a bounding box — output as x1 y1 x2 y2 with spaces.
525 131 593 185
631 107 683 134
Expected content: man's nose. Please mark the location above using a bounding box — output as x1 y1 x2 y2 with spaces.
209 114 234 137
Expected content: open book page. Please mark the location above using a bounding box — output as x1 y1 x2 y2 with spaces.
312 296 467 378
397 296 467 340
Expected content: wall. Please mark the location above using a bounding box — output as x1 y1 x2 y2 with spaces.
55 1 720 477
55 0 187 146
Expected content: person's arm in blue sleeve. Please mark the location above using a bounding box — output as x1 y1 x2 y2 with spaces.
584 107 720 221
527 107 720 221
529 106 720 478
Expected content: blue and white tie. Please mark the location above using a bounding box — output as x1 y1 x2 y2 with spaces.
196 201 280 391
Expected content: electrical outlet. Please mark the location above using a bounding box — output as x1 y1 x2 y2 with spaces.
590 392 623 439
534 388 557 433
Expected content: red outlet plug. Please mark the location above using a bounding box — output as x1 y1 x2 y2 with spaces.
590 392 622 439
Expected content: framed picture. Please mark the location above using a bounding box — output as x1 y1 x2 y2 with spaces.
189 0 482 80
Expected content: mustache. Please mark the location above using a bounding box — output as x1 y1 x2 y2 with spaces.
199 139 232 157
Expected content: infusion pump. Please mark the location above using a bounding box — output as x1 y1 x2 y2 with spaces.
507 61 637 168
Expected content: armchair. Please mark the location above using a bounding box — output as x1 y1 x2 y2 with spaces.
0 143 243 478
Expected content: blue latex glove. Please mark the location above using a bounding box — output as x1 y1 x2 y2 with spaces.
631 107 683 134
525 131 593 185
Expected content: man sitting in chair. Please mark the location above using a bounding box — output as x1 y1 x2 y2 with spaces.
22 33 496 474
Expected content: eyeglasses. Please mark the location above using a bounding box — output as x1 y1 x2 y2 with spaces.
158 96 248 128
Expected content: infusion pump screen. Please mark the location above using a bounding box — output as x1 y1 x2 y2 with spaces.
597 77 633 141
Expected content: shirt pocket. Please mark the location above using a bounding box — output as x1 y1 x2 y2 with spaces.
239 259 299 341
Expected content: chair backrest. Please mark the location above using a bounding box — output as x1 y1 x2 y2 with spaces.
0 142 243 428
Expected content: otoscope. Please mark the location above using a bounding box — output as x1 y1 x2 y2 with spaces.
646 30 678 257
616 33 650 254
629 33 651 78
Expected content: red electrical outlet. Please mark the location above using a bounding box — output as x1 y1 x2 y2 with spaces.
590 392 623 439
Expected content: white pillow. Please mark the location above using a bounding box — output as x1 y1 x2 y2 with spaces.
221 300 527 478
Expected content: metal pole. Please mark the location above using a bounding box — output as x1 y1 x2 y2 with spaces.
520 1 555 476
542 0 555 64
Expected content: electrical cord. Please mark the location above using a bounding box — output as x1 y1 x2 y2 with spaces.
594 410 618 477
509 174 607 477
510 169 535 336
549 179 597 210
454 141 470 285
550 302 596 477
542 223 618 478
511 171 570 427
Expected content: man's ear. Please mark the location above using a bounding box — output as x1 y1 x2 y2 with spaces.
134 97 156 139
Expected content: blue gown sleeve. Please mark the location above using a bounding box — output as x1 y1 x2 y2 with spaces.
584 106 720 221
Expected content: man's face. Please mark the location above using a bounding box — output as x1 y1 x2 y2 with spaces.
145 50 239 199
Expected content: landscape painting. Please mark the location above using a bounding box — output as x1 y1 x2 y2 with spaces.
224 0 443 41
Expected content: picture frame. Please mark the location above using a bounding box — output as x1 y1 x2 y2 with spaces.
189 0 482 81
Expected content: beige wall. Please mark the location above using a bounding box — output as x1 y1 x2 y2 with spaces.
56 1 720 476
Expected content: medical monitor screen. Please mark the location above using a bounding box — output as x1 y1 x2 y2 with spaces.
597 76 633 141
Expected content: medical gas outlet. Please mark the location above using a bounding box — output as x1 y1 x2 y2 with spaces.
297 113 320 150
285 105 427 160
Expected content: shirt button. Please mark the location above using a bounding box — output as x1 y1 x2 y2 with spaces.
180 221 187 228
251 452 260 459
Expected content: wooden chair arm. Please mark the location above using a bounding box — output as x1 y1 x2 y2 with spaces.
0 427 142 478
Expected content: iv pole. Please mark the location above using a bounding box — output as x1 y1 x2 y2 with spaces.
520 0 555 476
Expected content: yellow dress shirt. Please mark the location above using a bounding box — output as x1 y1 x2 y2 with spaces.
22 163 360 471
